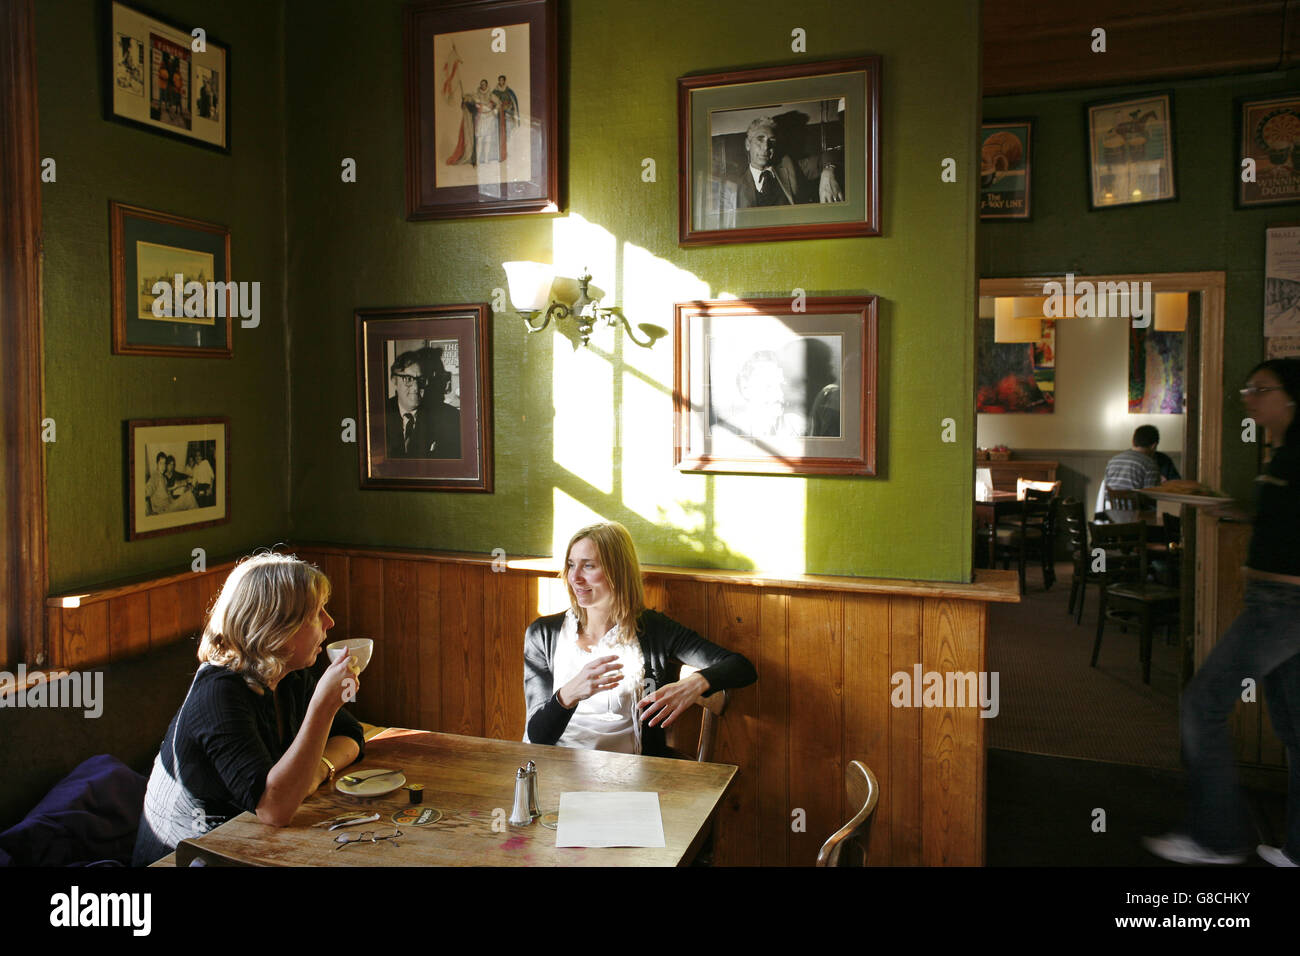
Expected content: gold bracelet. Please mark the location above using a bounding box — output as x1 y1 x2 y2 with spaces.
320 755 336 785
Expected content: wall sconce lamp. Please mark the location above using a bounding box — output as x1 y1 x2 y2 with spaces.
502 261 665 348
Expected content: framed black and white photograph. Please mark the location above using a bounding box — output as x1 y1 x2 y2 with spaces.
127 417 230 540
674 296 877 475
357 304 493 492
678 57 880 246
106 0 230 152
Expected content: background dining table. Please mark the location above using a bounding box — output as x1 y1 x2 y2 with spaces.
173 728 736 867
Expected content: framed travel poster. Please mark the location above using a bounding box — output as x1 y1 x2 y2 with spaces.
678 56 881 246
1086 92 1176 209
106 0 229 152
1238 93 1300 207
110 201 233 357
980 120 1031 220
356 304 493 492
674 296 877 476
404 0 559 220
127 417 230 540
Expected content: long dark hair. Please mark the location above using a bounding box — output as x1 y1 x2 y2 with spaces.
1250 358 1300 448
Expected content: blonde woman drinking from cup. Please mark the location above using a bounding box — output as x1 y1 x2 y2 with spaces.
524 521 756 756
133 552 364 864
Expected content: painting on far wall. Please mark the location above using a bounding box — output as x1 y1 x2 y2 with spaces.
976 319 1055 414
1238 93 1300 207
1129 327 1185 414
979 120 1031 220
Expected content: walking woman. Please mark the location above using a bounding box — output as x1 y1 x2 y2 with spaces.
1146 358 1300 866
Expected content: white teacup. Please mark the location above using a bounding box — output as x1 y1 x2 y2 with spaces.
325 638 374 675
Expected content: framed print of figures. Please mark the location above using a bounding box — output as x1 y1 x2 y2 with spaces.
404 0 558 220
107 0 229 152
674 296 877 476
678 56 880 246
1086 92 1176 209
980 120 1032 220
110 201 233 358
127 417 229 540
1239 93 1300 207
356 304 493 492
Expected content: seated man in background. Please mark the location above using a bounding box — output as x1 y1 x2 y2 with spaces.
1096 424 1164 514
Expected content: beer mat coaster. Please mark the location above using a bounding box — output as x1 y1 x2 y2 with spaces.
391 807 442 827
538 811 559 830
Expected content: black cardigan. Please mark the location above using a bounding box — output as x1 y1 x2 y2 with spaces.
524 609 757 757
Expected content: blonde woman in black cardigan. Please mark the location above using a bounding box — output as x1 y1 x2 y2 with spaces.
524 521 756 756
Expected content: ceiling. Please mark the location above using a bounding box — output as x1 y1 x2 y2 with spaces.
983 0 1299 96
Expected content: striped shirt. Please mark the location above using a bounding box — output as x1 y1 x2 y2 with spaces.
1103 449 1161 493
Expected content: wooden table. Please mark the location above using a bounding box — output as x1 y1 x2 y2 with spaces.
174 728 736 867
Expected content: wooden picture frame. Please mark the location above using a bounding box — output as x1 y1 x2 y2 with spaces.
677 56 881 246
357 304 493 492
1085 91 1176 210
404 0 559 221
110 200 233 358
980 119 1032 220
1237 92 1300 208
105 0 230 152
674 296 878 476
127 417 230 540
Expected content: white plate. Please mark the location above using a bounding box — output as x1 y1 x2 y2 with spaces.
335 771 407 797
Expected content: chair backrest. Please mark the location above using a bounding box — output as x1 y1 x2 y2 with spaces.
1088 520 1148 582
816 760 880 867
1102 485 1143 511
677 664 729 763
1162 512 1182 547
1016 478 1061 500
1059 498 1086 564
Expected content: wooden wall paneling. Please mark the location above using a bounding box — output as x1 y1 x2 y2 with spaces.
707 583 759 866
382 560 421 730
888 595 924 865
439 563 485 735
147 584 182 648
43 606 61 668
483 569 527 742
348 556 385 725
654 576 708 755
786 590 843 866
197 570 223 630
920 597 985 866
416 562 442 733
755 591 789 866
174 574 203 643
108 592 150 661
62 601 108 668
843 593 893 865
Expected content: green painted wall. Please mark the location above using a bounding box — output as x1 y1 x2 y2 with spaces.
286 0 980 581
981 69 1300 501
38 0 289 593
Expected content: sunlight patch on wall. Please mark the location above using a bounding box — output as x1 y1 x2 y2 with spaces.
712 474 806 575
552 341 614 494
552 486 606 560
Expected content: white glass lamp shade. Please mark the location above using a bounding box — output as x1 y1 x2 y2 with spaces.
503 261 555 312
1154 292 1188 332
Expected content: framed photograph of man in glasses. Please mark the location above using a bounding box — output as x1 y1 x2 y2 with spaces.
356 304 492 492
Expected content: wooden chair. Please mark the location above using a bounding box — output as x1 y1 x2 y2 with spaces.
668 664 729 763
1089 522 1180 684
1062 499 1101 623
815 760 880 867
1099 485 1143 516
979 488 1056 594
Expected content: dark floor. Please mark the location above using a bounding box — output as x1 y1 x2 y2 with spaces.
987 748 1289 866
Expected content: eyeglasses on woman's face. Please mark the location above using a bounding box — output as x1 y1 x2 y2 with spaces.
1239 385 1285 398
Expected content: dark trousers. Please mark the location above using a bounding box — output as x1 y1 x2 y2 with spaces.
1181 578 1300 856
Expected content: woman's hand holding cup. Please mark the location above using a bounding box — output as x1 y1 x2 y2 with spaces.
312 652 361 713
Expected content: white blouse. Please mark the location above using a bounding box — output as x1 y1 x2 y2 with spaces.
550 609 646 754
